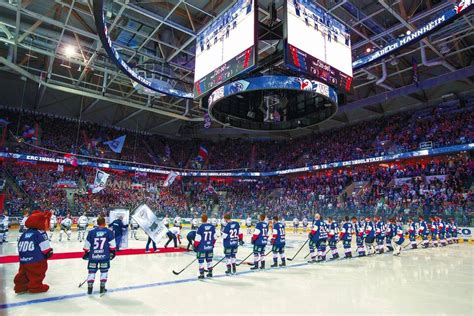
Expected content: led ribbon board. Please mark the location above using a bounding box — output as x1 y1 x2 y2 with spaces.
193 0 257 99
93 0 193 99
285 0 353 92
352 1 473 70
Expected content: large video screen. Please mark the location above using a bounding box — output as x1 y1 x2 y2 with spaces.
194 0 256 99
286 0 353 91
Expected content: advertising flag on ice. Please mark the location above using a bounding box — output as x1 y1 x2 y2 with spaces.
91 169 109 193
104 135 126 153
197 145 208 161
131 204 168 244
163 171 178 187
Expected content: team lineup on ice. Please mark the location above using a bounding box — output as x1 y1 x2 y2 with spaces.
1 209 473 314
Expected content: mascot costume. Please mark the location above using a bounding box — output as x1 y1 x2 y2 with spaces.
14 210 53 294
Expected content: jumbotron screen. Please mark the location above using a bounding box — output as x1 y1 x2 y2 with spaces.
194 0 256 99
286 0 353 91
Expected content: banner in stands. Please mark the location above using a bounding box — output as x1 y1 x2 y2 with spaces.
109 209 130 249
0 143 472 178
131 204 168 244
352 2 473 69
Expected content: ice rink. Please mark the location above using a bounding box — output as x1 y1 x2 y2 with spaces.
1 228 473 315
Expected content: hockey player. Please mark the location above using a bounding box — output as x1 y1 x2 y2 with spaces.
418 216 430 248
445 220 452 244
1 211 9 243
245 215 252 234
407 218 418 249
363 217 375 255
82 216 116 295
450 218 458 243
391 218 405 256
59 214 72 242
186 229 196 250
210 216 218 228
162 215 170 228
374 216 385 254
292 217 299 233
17 211 29 241
308 213 328 263
221 213 244 275
0 213 5 245
271 216 286 267
327 217 339 260
108 216 127 251
194 214 217 279
430 216 439 247
130 218 139 240
191 217 199 230
251 214 269 270
302 217 308 233
438 217 447 246
385 219 395 252
173 215 182 229
339 216 353 258
352 217 365 256
77 213 88 242
48 213 57 241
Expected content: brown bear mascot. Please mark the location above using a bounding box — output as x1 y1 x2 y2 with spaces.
14 210 53 294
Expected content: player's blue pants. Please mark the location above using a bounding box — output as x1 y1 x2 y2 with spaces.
197 251 213 272
342 239 352 257
309 239 327 260
253 244 266 263
272 244 285 263
439 232 446 245
328 238 338 258
409 234 417 248
420 234 429 247
87 261 109 285
115 235 122 251
385 236 393 250
431 232 438 246
224 247 238 266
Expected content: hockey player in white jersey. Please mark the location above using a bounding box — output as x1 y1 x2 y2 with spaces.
292 217 299 233
0 211 9 243
130 217 139 240
77 213 88 242
210 217 218 228
59 214 72 241
302 217 309 233
173 216 182 229
49 213 57 240
246 216 252 234
162 215 170 228
191 217 199 230
17 211 29 241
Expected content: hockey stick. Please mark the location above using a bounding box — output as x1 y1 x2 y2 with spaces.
287 239 309 261
236 252 254 266
203 256 227 272
172 258 198 275
78 279 87 288
240 249 274 266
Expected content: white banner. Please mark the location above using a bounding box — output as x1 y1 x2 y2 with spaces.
163 171 178 187
131 204 168 244
92 169 110 193
109 209 130 249
459 227 473 240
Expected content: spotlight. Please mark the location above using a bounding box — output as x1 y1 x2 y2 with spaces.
365 47 372 53
406 30 412 35
64 45 76 58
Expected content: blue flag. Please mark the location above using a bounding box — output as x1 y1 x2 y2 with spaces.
104 135 126 153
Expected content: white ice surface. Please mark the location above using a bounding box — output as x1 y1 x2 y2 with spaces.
1 229 473 315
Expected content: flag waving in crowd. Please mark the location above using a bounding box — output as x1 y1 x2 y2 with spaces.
91 169 110 193
197 145 208 162
163 171 178 187
104 135 126 153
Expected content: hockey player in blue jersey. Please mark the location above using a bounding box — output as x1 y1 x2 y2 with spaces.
221 213 244 275
430 216 439 247
385 219 395 252
437 217 447 246
83 216 116 295
374 216 385 254
407 218 417 249
418 216 430 248
251 214 269 270
390 218 405 256
339 216 353 258
445 220 452 244
186 230 196 250
271 216 286 267
364 217 375 255
108 216 127 251
352 216 366 256
194 214 217 279
308 213 328 263
327 217 339 260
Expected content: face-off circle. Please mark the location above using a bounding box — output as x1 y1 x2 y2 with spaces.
207 75 338 131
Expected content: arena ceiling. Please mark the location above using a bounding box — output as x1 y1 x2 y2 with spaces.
0 0 473 139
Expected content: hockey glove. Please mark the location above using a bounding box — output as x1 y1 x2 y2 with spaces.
239 240 244 246
82 251 89 260
110 250 116 260
45 249 54 259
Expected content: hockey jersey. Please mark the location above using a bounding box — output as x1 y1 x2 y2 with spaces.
272 222 286 246
252 221 269 246
310 220 328 241
408 222 417 236
78 216 88 227
364 221 375 238
83 227 116 262
18 229 52 264
375 221 385 237
340 222 353 241
194 223 216 252
419 221 429 236
222 221 242 248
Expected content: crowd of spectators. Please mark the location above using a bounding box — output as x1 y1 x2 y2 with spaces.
0 98 472 171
